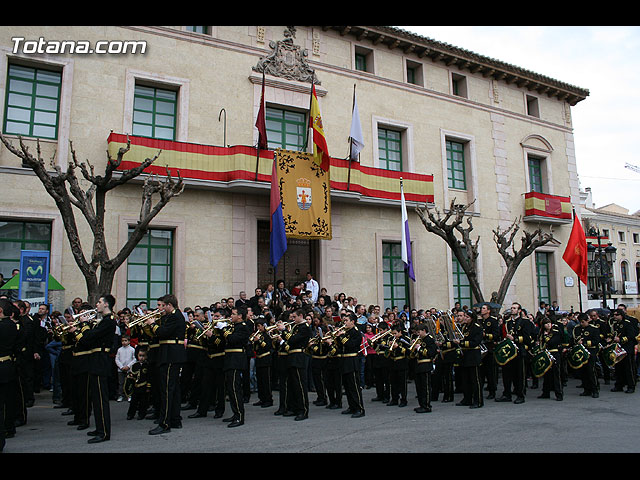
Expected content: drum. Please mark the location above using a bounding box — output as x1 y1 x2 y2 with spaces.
567 343 590 369
494 338 518 366
123 373 136 397
602 342 627 368
531 349 554 378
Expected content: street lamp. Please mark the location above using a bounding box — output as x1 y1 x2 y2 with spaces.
587 227 617 309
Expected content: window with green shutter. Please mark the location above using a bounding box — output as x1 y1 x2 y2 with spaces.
0 220 52 280
535 252 551 305
452 257 472 308
132 85 177 140
446 140 466 190
265 107 306 151
382 242 409 310
378 128 402 171
126 228 173 310
3 64 61 140
186 26 208 34
528 156 544 193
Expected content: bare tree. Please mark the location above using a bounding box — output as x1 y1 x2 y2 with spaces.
415 199 556 307
0 133 184 304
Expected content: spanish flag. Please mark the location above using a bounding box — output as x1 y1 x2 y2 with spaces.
309 84 330 172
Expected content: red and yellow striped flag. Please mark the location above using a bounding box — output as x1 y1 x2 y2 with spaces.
309 84 330 172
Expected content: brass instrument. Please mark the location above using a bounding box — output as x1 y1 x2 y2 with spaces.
60 310 97 332
409 336 422 351
267 321 295 339
358 327 393 353
441 310 463 341
127 309 162 329
196 319 230 340
426 317 445 344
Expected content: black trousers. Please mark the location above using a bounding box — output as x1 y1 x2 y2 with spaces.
389 367 408 403
501 354 526 399
438 361 454 401
157 363 182 429
287 366 309 417
373 361 390 401
197 365 225 416
59 360 73 408
415 369 433 409
460 365 483 406
311 363 327 402
342 369 364 413
180 360 197 404
72 372 91 426
225 368 244 422
325 366 342 407
275 354 289 412
542 361 563 397
1 379 17 441
256 365 272 404
127 388 149 418
480 352 498 395
89 373 111 438
614 347 637 390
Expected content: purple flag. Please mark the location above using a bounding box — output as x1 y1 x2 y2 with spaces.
401 179 415 281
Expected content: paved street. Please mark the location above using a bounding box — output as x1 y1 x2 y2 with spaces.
3 376 639 454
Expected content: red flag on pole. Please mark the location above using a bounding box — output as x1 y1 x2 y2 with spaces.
562 212 588 285
255 72 268 150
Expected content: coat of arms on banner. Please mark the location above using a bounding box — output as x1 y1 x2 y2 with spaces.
296 178 312 210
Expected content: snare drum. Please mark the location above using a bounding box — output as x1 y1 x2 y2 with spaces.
567 343 590 369
494 338 518 366
531 349 554 378
603 342 627 368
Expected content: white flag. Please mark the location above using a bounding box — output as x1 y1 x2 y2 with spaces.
349 90 364 160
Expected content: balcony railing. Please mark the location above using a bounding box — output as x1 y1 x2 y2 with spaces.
523 191 572 224
106 133 434 205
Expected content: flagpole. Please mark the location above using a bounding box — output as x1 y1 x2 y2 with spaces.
574 207 584 312
255 71 266 181
304 71 315 152
347 84 356 191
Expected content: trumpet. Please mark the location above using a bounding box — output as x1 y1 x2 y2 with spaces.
72 309 97 321
127 309 162 329
409 336 422 351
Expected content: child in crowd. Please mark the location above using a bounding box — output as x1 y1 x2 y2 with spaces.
127 348 151 420
115 335 136 402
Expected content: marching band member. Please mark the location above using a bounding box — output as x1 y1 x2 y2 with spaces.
145 294 186 435
280 309 311 421
571 313 600 398
536 317 564 401
188 309 227 419
68 295 117 443
495 303 534 404
252 319 274 408
410 323 438 413
222 307 251 427
333 312 365 418
0 299 19 452
454 310 484 409
385 324 410 407
479 304 501 400
610 308 638 394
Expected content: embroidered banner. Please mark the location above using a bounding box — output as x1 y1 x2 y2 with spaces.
275 149 331 240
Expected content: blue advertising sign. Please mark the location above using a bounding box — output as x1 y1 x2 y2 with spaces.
18 250 50 310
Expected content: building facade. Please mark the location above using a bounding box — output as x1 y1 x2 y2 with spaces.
0 26 590 313
579 188 640 309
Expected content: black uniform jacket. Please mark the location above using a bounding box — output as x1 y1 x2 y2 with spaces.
76 313 117 377
151 309 187 365
411 334 438 373
284 321 311 369
460 322 484 367
223 321 251 371
339 326 363 374
0 316 18 383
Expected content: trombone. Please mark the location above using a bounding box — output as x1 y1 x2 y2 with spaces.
266 321 294 339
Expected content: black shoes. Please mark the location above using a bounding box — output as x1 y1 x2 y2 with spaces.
228 419 244 428
350 411 365 418
494 395 512 402
513 397 525 404
87 435 109 444
148 425 170 435
188 412 206 419
414 407 431 413
294 414 308 421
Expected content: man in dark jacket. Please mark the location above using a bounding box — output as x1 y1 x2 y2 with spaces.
146 294 186 435
0 299 19 452
70 294 117 443
454 310 484 409
223 307 251 427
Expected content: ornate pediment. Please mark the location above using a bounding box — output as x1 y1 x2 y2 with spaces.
253 26 319 85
